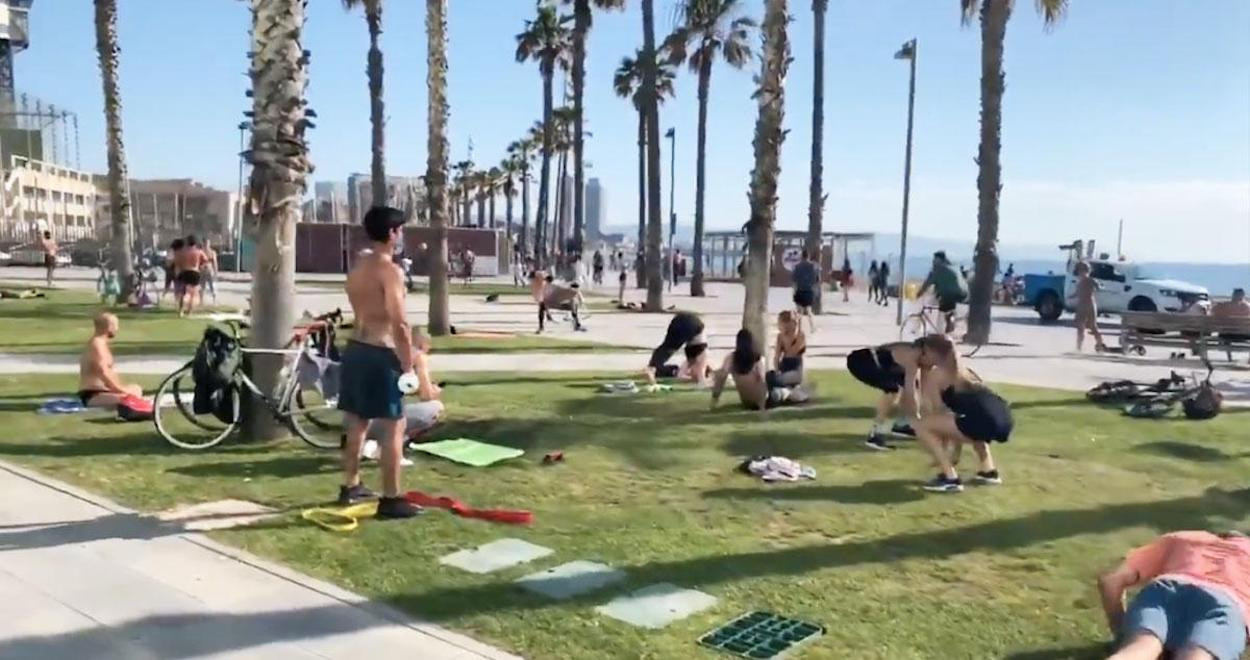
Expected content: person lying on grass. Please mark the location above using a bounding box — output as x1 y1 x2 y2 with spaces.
644 311 711 386
710 328 811 413
1099 530 1250 660
910 334 1012 494
77 312 144 408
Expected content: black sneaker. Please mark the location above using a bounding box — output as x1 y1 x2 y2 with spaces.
974 470 1003 485
864 434 894 452
891 422 916 438
922 474 963 493
337 483 377 506
375 496 424 520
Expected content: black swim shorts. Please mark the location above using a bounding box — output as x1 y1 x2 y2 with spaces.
337 340 404 420
793 288 815 308
942 385 1013 443
177 270 202 287
846 347 905 393
938 292 967 313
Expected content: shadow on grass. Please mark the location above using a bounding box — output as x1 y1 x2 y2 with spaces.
704 479 923 505
386 487 1250 622
555 394 874 427
0 432 277 459
1010 397 1090 410
1135 440 1238 463
720 431 869 460
1003 643 1111 659
166 455 338 479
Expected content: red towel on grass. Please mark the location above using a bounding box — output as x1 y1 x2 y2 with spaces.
403 491 533 525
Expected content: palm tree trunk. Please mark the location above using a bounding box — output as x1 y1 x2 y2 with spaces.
93 0 135 298
690 56 712 298
521 163 531 256
554 145 568 254
365 0 387 207
504 183 514 241
244 0 312 440
488 184 496 228
476 190 486 226
966 0 1009 345
462 188 471 227
640 0 664 311
426 0 451 336
571 0 590 255
536 68 555 268
743 0 790 353
635 109 646 289
805 0 827 314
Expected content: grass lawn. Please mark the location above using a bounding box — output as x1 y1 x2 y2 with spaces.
0 370 1247 659
0 287 629 355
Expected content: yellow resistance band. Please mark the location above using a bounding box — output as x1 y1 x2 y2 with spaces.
301 502 379 532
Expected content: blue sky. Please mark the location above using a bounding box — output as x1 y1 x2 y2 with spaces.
20 0 1250 262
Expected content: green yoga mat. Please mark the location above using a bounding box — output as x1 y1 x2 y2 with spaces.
412 438 524 466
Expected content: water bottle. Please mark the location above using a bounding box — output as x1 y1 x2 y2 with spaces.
397 372 419 395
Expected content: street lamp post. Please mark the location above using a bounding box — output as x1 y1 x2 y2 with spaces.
235 120 250 273
893 38 917 326
665 126 676 292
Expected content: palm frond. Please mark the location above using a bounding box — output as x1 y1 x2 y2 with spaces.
961 0 979 26
1035 0 1068 29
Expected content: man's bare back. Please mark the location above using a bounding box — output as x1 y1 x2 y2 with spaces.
346 250 411 359
175 246 205 274
78 336 114 392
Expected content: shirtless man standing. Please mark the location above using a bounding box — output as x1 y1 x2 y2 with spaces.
78 312 144 408
174 236 208 317
337 206 421 518
39 230 58 288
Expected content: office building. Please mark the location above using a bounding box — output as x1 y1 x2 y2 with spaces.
586 177 604 241
311 180 348 223
345 173 425 224
109 179 237 250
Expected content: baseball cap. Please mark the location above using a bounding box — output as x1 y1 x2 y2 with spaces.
363 206 406 242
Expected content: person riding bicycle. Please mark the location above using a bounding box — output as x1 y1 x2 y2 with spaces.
917 251 968 334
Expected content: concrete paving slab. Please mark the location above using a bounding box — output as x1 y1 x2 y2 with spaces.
439 538 554 574
515 560 626 600
595 582 719 629
154 499 280 531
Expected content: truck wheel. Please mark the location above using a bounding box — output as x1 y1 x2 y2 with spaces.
1036 291 1062 322
1128 297 1157 312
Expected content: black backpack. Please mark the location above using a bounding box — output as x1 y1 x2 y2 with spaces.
192 327 241 417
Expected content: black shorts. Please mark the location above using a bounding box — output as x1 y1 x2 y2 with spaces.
684 342 708 361
649 312 705 369
337 341 404 420
938 292 967 313
178 270 202 287
846 347 905 393
43 254 56 269
793 288 815 308
942 386 1013 443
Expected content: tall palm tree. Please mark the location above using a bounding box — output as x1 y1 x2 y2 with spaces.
473 169 489 227
562 0 625 255
92 0 135 298
664 0 755 297
486 166 502 229
640 0 664 311
962 0 1069 344
342 0 388 207
244 0 314 439
426 0 451 335
742 0 789 352
506 137 535 255
515 4 571 267
500 156 521 243
550 104 576 251
452 159 473 225
613 50 676 289
805 0 827 313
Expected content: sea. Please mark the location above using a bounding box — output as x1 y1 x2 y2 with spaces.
882 258 1249 297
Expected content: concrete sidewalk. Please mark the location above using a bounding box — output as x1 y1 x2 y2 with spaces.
0 459 520 660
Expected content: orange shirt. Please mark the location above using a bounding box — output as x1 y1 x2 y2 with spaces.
1126 531 1250 624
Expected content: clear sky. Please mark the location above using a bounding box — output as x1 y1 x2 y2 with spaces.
20 0 1250 263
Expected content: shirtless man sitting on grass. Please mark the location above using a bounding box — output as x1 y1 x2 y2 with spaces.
77 312 144 408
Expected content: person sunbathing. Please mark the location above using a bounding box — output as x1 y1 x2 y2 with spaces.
77 312 144 408
645 311 711 386
710 328 810 412
1099 530 1250 660
911 334 1012 493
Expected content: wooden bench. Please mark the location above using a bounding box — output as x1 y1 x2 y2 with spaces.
1119 311 1250 363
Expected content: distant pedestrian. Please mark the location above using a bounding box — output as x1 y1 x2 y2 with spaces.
791 250 819 333
840 257 854 303
592 249 605 285
1071 261 1106 352
876 261 891 305
39 230 57 288
867 261 880 303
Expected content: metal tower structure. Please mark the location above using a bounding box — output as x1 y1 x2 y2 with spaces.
0 0 32 127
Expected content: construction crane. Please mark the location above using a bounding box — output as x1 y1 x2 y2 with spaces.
0 0 31 127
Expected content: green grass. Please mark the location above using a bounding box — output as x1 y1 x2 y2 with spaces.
0 287 629 355
0 371 1246 659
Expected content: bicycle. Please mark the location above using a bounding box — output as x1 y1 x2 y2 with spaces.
899 303 983 357
1124 360 1217 419
1086 371 1187 405
153 310 345 450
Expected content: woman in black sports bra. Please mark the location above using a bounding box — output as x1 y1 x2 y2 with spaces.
767 310 805 388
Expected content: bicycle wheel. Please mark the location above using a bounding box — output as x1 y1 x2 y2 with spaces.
1125 398 1175 419
286 384 343 449
1087 380 1140 403
899 313 928 341
153 364 239 450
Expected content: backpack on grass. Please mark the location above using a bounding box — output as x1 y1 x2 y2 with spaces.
192 326 241 417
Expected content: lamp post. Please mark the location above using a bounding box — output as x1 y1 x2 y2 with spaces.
665 126 676 291
893 38 917 326
235 120 251 273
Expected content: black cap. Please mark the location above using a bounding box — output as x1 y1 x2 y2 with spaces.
363 206 406 242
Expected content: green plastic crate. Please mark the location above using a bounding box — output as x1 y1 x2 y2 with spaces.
697 611 824 659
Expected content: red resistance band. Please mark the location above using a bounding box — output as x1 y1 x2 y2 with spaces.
404 491 533 525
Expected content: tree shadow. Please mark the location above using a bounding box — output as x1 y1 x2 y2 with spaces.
704 479 924 505
387 487 1250 622
1010 397 1090 410
721 431 870 459
166 455 338 479
442 374 614 388
0 512 174 552
1003 642 1111 659
0 432 276 459
1136 440 1235 463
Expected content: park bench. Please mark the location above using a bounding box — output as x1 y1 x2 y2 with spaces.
1119 311 1250 363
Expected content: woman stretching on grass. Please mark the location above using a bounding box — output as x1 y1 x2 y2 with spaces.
711 329 811 412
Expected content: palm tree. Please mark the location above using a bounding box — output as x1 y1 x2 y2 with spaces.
550 104 576 252
452 159 473 225
805 0 827 313
515 4 571 267
486 166 502 229
426 0 451 335
500 156 522 244
342 0 388 208
244 0 314 439
742 0 789 352
639 0 664 311
664 0 755 298
506 137 536 255
613 50 676 289
92 0 135 298
562 0 625 255
474 169 490 227
962 0 1069 344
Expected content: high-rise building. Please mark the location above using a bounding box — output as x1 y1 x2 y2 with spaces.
585 177 604 241
312 181 348 223
109 179 237 250
346 173 425 224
